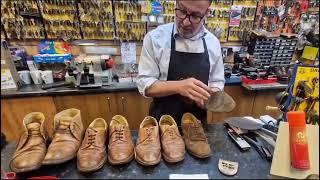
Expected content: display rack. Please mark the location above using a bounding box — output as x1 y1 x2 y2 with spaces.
78 0 114 40
0 0 318 43
39 0 81 40
228 0 257 42
206 0 232 42
114 1 145 41
161 0 175 24
1 0 45 39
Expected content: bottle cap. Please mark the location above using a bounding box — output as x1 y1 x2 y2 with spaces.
287 111 306 127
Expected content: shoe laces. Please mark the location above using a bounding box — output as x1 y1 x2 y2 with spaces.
112 125 125 142
189 125 206 141
56 121 71 134
87 129 98 146
27 129 41 136
164 127 176 140
145 127 154 142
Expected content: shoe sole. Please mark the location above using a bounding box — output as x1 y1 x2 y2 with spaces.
108 151 134 165
42 153 76 165
134 149 161 166
187 149 212 159
162 152 185 163
10 162 42 173
77 155 107 173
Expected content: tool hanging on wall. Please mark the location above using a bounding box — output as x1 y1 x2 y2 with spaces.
1 0 45 39
78 0 114 40
206 0 232 42
114 1 145 41
228 0 257 41
39 0 81 40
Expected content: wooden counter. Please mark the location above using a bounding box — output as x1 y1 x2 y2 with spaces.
1 85 282 141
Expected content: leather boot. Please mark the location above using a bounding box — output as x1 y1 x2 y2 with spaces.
10 112 47 173
135 116 161 166
181 113 211 158
43 108 84 165
159 115 185 163
77 118 107 172
108 115 134 165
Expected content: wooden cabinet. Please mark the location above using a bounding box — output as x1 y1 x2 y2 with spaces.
53 93 118 128
1 87 282 141
114 92 152 130
1 97 57 141
251 90 282 119
53 92 151 130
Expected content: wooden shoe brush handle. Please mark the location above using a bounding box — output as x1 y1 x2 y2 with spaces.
265 106 280 112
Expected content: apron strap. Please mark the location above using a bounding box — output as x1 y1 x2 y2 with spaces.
171 25 176 51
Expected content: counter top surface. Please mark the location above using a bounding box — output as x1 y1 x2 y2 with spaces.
1 124 272 179
1 82 138 99
1 78 242 99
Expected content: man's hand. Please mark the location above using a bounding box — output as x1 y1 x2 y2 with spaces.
177 78 211 107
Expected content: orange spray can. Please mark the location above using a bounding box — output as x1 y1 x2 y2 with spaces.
287 111 310 170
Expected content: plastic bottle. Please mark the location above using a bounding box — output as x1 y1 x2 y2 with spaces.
287 111 310 170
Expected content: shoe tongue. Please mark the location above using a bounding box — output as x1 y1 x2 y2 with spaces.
27 122 41 134
87 127 98 133
160 124 171 132
59 116 71 129
27 122 40 131
113 124 124 131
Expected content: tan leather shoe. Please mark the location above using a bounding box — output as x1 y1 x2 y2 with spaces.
135 116 161 166
181 113 211 158
108 115 134 165
159 115 185 163
77 118 107 172
43 108 84 165
10 112 47 173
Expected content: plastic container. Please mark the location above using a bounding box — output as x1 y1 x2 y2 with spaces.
241 76 277 84
287 111 310 170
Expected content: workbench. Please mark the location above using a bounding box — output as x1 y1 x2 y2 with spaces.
1 124 272 179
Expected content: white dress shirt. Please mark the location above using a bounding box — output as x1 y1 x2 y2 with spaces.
137 22 225 97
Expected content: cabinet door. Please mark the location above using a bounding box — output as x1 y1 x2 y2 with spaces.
251 90 282 119
53 93 118 128
115 92 151 130
1 97 57 141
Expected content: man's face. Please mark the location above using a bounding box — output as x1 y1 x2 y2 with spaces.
175 0 210 39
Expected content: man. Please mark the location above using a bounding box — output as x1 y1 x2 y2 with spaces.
137 0 225 124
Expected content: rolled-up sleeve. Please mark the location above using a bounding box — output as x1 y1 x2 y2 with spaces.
208 43 225 91
137 33 160 97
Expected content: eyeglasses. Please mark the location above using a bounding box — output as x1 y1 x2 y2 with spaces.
175 8 205 24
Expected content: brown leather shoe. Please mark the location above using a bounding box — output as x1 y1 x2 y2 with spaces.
181 113 211 158
135 116 161 166
108 115 134 165
43 108 84 165
159 115 185 163
10 112 47 173
77 118 107 172
206 91 236 113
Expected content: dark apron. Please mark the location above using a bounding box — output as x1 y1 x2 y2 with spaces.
149 26 210 124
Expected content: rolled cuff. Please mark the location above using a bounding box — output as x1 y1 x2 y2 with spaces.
208 81 225 91
137 77 158 98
